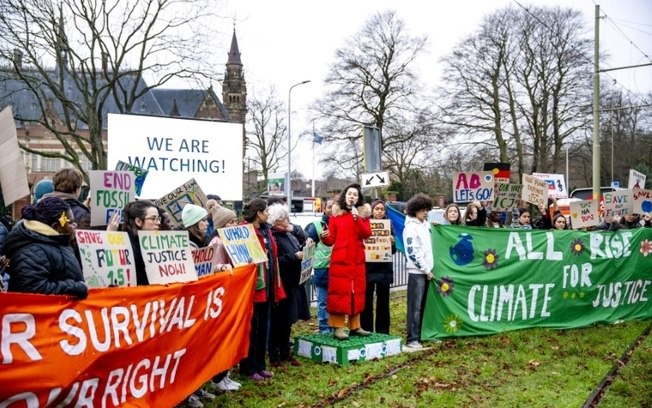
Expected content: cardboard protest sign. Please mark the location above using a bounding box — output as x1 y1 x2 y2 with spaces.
191 244 220 278
532 172 568 199
76 230 136 287
89 170 136 226
218 224 267 265
0 106 30 204
115 160 148 196
603 190 633 218
632 188 652 215
299 243 315 285
0 266 256 407
569 199 600 229
154 178 209 228
521 174 549 208
628 169 646 190
453 171 494 203
492 183 522 212
364 219 392 262
138 230 197 284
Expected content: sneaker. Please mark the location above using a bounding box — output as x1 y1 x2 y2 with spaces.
224 376 241 389
186 395 204 408
249 372 266 382
194 389 216 401
258 370 274 378
404 341 423 349
214 378 239 391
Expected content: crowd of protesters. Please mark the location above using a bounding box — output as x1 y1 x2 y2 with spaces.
0 166 650 407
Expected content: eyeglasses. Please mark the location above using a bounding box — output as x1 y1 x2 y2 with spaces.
143 216 162 223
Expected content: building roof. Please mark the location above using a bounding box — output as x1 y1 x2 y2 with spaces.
0 68 230 128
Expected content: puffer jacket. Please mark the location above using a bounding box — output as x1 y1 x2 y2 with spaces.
3 220 87 298
321 203 372 316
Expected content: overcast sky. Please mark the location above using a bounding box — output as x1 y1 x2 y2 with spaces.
216 0 652 181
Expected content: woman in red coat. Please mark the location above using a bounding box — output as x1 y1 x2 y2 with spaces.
322 183 372 340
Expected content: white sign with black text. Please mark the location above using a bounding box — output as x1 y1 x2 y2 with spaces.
361 171 390 188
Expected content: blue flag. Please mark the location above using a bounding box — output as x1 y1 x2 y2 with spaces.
313 132 323 144
385 204 406 254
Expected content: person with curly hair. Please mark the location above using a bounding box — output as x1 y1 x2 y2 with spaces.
402 193 435 349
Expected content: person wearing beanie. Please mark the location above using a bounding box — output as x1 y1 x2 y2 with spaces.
361 198 396 334
182 204 208 229
203 199 221 240
33 179 54 204
206 205 241 391
3 197 87 298
210 205 237 232
181 203 218 403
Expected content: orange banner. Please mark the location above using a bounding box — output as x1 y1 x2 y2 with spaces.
0 264 256 407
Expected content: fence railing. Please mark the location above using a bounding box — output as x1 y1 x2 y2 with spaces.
307 252 408 303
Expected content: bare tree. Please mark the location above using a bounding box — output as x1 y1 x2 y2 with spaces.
0 0 223 176
312 10 428 177
573 86 652 189
245 86 288 193
438 6 593 179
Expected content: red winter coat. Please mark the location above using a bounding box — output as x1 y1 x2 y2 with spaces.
322 209 372 316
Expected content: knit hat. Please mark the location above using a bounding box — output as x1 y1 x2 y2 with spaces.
33 179 54 203
370 198 385 211
182 204 208 228
211 206 237 229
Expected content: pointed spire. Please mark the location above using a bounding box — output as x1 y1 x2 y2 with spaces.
227 28 242 66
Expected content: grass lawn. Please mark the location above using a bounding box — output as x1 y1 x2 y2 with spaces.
204 290 651 408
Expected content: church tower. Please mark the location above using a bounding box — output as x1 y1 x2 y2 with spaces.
222 29 247 124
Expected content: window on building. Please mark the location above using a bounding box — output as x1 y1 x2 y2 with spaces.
40 156 62 172
80 155 92 171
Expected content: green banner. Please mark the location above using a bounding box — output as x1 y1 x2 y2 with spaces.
422 226 652 340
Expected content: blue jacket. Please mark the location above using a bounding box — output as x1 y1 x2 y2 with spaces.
3 220 87 298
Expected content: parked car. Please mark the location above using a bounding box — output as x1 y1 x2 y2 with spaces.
569 187 617 200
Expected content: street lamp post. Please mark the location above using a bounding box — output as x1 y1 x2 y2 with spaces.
287 80 311 213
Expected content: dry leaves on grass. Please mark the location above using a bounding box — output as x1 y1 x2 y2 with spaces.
415 376 458 391
528 359 541 368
